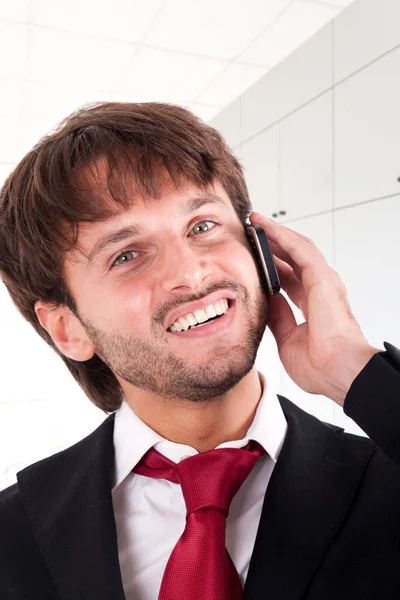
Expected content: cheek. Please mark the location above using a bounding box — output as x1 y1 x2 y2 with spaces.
225 241 260 284
77 278 152 331
108 286 152 328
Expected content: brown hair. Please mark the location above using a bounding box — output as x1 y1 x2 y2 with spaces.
0 102 251 413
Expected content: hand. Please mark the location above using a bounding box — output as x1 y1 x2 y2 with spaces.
249 212 382 406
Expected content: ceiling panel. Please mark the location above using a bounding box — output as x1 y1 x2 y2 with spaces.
0 0 355 174
197 62 267 105
0 117 30 163
28 27 136 88
0 164 15 189
0 78 24 117
0 115 61 166
239 0 341 67
0 22 28 79
186 103 222 122
119 46 227 104
20 116 68 148
23 81 113 124
33 0 164 42
0 0 29 22
145 0 293 60
318 0 353 5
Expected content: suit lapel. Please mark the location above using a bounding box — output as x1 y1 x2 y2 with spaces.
17 413 125 600
243 395 375 600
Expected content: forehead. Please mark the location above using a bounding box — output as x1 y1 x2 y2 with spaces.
68 175 233 263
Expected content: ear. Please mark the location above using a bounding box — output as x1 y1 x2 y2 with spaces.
34 301 95 361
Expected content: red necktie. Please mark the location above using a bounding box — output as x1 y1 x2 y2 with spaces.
132 439 265 600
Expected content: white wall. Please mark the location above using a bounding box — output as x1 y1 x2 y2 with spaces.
210 0 400 435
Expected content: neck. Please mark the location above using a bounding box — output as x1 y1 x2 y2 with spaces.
121 368 263 453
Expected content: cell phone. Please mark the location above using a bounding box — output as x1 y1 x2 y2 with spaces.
245 220 280 296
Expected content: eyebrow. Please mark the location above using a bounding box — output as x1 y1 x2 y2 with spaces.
86 194 228 264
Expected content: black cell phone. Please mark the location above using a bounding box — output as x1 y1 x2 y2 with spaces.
245 221 280 296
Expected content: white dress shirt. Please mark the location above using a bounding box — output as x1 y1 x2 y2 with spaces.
112 370 288 600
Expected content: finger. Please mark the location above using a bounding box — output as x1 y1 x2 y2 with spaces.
274 256 307 314
250 212 311 280
251 212 356 338
250 212 331 293
250 211 310 243
306 277 358 341
269 239 303 280
267 292 298 349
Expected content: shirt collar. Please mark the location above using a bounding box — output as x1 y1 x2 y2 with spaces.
112 370 287 491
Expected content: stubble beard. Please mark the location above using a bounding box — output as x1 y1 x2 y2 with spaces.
78 283 269 403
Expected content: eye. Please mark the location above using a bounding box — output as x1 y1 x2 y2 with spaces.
189 220 218 235
111 220 218 269
112 249 140 267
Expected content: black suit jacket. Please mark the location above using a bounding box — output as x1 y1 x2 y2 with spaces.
2 344 400 600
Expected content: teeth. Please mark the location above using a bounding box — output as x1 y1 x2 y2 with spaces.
193 309 209 323
169 299 230 332
186 313 197 327
215 301 225 315
205 305 217 319
178 317 190 332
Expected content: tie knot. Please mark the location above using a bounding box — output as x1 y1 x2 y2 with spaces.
133 440 265 517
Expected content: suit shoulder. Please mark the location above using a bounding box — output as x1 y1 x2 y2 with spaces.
323 420 400 481
0 479 61 595
0 413 115 516
323 421 372 445
0 481 23 517
0 481 37 552
0 481 35 556
15 412 115 480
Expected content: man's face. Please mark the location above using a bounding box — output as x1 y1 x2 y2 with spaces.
65 178 269 403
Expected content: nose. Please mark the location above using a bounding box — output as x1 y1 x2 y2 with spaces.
159 237 214 294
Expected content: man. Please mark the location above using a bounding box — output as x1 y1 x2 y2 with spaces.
0 102 399 600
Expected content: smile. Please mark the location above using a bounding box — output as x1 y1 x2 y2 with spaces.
168 299 231 332
167 300 236 339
